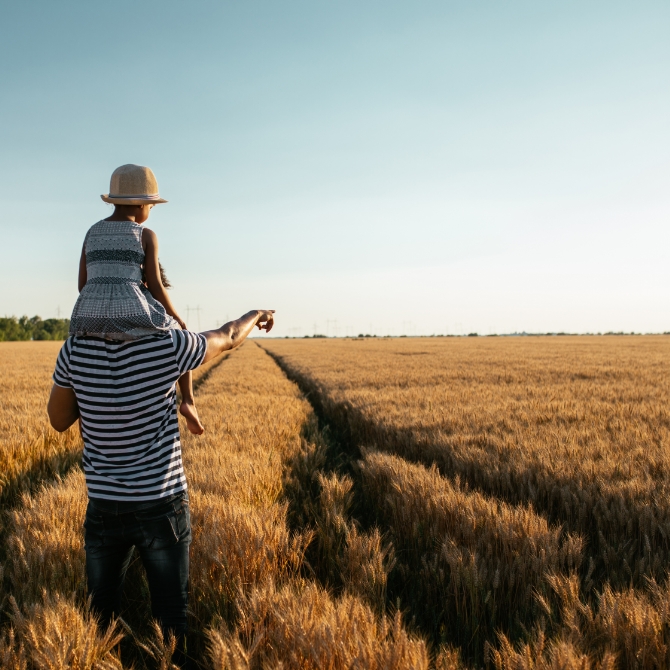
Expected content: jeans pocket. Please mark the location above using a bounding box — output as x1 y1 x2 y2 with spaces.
84 506 105 548
172 497 191 542
137 496 190 549
143 513 179 549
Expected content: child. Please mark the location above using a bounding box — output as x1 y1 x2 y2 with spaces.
69 163 204 435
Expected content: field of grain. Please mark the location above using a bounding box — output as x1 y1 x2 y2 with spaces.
0 343 82 512
0 341 427 669
1 335 670 669
263 335 670 668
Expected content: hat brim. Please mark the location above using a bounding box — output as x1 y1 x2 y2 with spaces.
101 194 168 205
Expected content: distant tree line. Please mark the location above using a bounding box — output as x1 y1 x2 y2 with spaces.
0 316 70 341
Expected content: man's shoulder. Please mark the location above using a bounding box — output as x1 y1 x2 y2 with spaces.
171 330 207 353
72 333 172 346
68 334 176 358
170 329 205 345
171 330 208 372
56 335 75 359
68 332 204 365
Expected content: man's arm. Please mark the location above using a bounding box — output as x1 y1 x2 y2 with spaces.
47 384 80 432
201 310 274 364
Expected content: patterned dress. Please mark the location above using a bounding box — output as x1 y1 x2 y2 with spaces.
69 220 179 340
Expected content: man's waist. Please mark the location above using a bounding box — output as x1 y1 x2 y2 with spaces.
88 490 187 515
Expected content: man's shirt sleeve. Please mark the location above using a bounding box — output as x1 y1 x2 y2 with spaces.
52 338 74 388
172 330 207 375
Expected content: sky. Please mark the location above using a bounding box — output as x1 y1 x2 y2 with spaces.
1 1 668 336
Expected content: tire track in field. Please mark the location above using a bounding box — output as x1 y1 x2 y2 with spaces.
260 345 666 594
187 343 428 669
261 344 585 666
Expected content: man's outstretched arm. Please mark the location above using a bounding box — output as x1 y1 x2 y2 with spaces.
201 309 274 364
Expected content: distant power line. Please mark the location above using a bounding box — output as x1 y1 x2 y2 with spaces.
185 305 202 331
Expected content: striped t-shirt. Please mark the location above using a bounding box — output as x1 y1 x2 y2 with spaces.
53 330 206 501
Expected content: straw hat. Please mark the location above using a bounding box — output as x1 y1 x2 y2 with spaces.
101 164 168 205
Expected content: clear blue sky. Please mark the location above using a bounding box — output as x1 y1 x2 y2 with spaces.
1 1 668 335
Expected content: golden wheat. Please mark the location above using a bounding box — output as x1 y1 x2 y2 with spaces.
7 335 670 668
0 342 81 508
183 344 424 666
5 469 87 606
9 593 123 670
0 342 427 668
262 336 670 667
358 449 582 653
263 336 670 588
208 579 430 670
486 569 670 669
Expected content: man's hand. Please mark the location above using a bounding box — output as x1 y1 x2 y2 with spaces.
256 310 274 332
201 309 276 364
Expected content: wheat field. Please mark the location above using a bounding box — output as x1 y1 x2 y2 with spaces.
263 335 670 668
0 341 427 669
0 343 82 513
1 335 670 668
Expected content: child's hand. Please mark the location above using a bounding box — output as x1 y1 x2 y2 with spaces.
176 318 188 330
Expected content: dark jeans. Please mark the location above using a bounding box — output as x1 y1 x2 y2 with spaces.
84 492 191 667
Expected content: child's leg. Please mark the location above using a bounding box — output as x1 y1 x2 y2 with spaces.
178 370 204 435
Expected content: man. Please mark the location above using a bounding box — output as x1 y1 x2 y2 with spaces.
47 309 275 668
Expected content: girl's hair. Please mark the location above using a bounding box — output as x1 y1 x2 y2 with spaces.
141 261 172 289
159 262 172 289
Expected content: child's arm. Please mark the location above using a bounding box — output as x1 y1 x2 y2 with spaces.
78 243 87 292
142 228 187 329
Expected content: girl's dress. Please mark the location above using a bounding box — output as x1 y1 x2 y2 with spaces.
69 220 179 340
